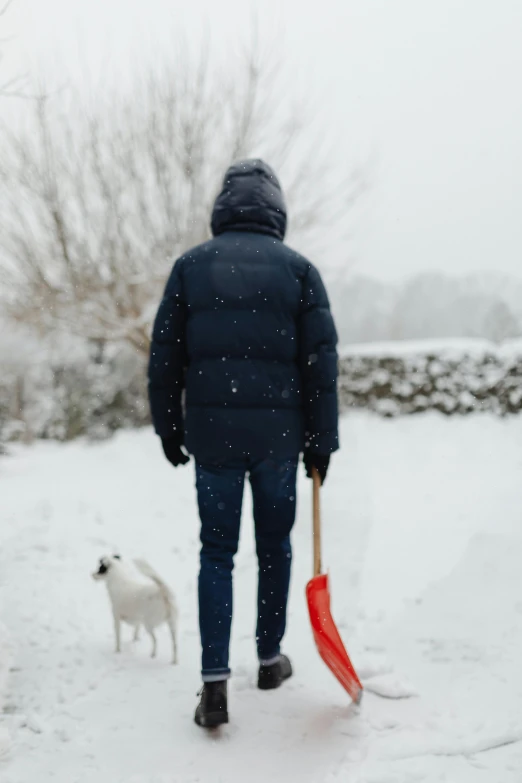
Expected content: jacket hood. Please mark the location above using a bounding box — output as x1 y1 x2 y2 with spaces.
211 159 287 240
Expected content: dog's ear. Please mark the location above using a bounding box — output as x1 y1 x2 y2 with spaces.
113 554 121 560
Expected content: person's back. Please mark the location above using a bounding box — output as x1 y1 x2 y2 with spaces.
148 159 339 727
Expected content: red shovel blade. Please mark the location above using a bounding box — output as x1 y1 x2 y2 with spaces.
306 573 363 705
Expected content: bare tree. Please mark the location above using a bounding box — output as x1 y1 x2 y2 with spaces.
484 300 520 343
0 34 364 355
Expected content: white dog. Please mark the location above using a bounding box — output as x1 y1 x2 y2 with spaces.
92 555 178 664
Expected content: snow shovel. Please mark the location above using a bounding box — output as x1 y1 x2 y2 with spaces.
306 469 363 705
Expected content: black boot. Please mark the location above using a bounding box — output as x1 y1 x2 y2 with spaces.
194 681 229 728
258 654 293 690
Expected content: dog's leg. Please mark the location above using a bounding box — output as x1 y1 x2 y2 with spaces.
147 628 157 658
113 612 122 653
133 625 141 642
168 619 178 665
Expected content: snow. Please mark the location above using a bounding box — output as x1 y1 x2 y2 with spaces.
340 337 522 359
0 622 12 759
1 413 522 782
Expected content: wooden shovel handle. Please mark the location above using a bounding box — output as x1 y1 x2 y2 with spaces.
312 468 322 577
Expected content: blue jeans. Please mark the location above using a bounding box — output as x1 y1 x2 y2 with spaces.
196 457 298 682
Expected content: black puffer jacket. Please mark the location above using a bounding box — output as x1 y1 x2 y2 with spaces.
148 159 339 463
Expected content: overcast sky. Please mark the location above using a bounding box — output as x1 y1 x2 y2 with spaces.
2 0 522 281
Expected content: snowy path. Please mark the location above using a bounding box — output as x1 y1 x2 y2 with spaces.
1 414 522 782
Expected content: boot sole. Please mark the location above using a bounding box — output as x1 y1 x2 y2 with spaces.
257 671 292 691
195 711 229 729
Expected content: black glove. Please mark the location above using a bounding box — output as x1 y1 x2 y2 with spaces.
303 451 330 485
161 436 190 468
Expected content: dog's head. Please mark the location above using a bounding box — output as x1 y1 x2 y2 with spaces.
92 554 121 581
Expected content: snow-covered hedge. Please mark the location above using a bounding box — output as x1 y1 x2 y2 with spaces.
339 339 522 416
0 329 149 446
2 335 522 450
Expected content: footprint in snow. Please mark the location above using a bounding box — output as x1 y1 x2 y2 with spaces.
362 673 418 700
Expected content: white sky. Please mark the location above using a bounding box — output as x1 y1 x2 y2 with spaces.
2 0 522 281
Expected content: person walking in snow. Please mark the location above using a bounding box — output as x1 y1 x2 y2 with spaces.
148 159 339 727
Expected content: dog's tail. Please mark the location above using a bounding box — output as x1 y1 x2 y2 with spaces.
133 558 178 620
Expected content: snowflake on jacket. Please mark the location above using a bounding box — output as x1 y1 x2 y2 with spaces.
148 159 339 464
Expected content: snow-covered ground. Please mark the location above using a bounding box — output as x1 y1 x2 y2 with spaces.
1 414 522 782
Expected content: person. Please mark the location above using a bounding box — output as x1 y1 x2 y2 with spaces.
148 159 339 728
